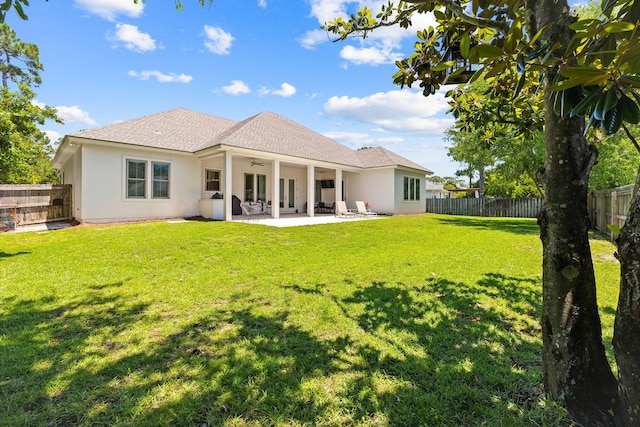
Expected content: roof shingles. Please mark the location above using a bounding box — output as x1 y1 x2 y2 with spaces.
69 108 430 172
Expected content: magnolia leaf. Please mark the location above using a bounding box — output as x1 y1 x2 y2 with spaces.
607 223 622 234
603 21 635 33
569 19 602 31
570 87 603 117
560 66 608 78
472 44 504 59
513 71 527 99
619 93 640 123
598 35 618 67
624 0 640 23
460 34 471 58
593 88 618 120
620 75 640 88
603 102 624 133
484 61 507 79
549 76 602 91
431 61 455 71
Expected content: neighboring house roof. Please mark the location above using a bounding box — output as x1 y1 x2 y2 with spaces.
425 181 447 191
62 108 431 173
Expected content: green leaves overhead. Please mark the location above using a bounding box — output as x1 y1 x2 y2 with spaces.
325 0 639 139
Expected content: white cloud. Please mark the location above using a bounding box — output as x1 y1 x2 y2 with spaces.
298 29 329 50
261 82 297 97
128 70 193 83
55 106 98 126
221 80 251 95
339 45 402 66
258 0 267 7
203 25 234 55
44 130 62 143
307 1 436 65
323 130 404 149
107 24 156 52
324 89 453 135
74 0 143 21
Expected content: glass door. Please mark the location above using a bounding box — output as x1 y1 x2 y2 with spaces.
279 178 296 211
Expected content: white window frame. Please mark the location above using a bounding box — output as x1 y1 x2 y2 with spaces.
204 169 221 192
124 157 172 201
152 162 170 199
126 159 147 199
403 176 421 201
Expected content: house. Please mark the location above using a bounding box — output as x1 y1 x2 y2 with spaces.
425 181 449 199
51 108 433 223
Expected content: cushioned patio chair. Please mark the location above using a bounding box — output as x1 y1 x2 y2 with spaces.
355 201 378 217
335 201 357 218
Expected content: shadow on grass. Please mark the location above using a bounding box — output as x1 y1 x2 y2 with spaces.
0 273 569 426
0 250 30 259
434 216 540 235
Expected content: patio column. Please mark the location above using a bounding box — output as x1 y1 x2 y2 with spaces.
335 168 343 204
272 159 280 219
307 165 315 217
223 152 233 220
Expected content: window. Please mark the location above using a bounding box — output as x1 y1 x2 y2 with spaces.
245 173 266 201
315 180 322 203
127 160 146 199
257 174 266 201
244 173 254 201
403 176 421 201
205 169 221 192
126 159 171 199
152 162 170 199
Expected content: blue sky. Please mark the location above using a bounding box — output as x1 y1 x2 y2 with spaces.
8 0 461 176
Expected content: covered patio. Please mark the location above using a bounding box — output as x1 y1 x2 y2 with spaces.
231 212 383 227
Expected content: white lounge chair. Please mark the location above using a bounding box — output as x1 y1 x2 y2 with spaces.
355 201 378 217
335 201 357 218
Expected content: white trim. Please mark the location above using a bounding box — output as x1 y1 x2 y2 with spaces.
122 155 173 202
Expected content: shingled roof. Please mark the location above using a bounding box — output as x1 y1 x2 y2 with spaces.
70 108 236 152
355 147 432 173
67 108 430 172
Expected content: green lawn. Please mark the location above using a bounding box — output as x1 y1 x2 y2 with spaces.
0 214 619 426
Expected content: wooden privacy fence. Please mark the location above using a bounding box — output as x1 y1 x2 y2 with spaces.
0 184 72 230
425 197 543 218
589 184 635 237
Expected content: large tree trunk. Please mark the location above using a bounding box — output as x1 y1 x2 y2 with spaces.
538 95 619 425
531 0 620 423
613 168 640 426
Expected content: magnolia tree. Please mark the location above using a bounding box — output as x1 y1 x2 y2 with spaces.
325 0 640 425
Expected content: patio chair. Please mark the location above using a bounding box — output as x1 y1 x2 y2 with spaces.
355 201 378 217
335 201 357 218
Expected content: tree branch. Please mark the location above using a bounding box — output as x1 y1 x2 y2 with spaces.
622 122 640 155
403 0 510 32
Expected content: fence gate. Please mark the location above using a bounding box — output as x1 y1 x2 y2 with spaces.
0 184 72 230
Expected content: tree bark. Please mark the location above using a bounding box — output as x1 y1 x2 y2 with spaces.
530 0 620 423
614 168 640 426
538 88 620 425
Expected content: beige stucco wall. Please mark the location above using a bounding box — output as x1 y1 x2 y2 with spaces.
393 169 427 215
76 144 201 223
345 168 396 215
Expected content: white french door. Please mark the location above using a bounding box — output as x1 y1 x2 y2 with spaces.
279 178 296 212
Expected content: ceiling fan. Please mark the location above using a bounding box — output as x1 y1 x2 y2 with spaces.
250 159 265 167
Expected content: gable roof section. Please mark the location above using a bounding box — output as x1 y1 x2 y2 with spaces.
200 111 364 167
355 147 433 173
69 108 236 152
63 108 430 173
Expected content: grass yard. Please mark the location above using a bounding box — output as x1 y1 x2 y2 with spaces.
0 214 619 426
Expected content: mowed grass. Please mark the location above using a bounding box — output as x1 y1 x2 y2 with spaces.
0 214 619 426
